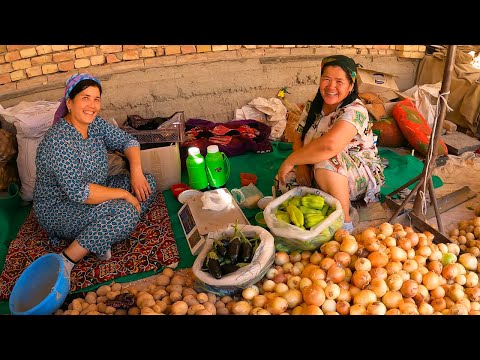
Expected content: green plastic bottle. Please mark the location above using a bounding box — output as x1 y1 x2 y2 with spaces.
186 147 209 191
205 145 230 189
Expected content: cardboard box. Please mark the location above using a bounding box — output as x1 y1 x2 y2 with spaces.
364 90 415 119
357 68 400 101
140 143 181 191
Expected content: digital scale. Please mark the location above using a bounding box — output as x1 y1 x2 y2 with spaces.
177 188 250 255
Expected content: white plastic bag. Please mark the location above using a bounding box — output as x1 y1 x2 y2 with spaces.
192 224 275 296
264 186 344 252
0 101 59 201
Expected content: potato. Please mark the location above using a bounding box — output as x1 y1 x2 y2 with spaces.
152 288 168 301
114 309 128 315
187 304 205 315
128 307 141 315
155 274 171 287
170 301 188 315
96 285 111 296
203 302 216 315
85 292 97 304
162 267 175 278
110 282 122 292
170 275 186 286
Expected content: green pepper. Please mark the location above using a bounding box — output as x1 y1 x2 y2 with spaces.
304 213 325 229
275 210 291 223
286 204 304 227
301 194 325 209
321 204 329 216
326 207 335 216
288 196 302 208
299 205 324 215
278 198 290 211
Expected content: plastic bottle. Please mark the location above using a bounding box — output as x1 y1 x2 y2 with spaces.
205 145 230 189
186 147 209 191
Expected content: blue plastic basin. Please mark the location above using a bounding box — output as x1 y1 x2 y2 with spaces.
9 253 70 315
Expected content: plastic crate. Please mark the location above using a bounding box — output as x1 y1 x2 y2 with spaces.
122 111 185 144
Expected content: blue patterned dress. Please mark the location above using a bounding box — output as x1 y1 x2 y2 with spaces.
33 116 157 257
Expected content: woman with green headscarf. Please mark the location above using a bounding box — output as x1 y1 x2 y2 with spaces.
277 55 385 233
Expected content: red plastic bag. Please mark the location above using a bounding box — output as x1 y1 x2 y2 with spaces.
392 99 448 156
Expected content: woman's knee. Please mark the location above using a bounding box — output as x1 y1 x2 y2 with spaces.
145 173 157 194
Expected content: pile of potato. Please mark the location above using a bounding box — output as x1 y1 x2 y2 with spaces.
448 215 480 259
56 268 237 315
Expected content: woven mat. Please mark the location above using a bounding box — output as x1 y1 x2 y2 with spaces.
0 192 180 300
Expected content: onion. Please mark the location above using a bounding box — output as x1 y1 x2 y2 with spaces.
454 274 467 286
418 302 434 315
431 298 447 312
355 258 372 272
385 309 401 315
282 288 303 309
367 301 387 315
289 251 302 263
400 279 419 298
319 258 336 272
309 251 324 265
449 303 468 315
266 267 278 280
287 275 302 289
282 262 294 274
343 267 352 283
447 284 465 302
353 289 377 307
427 260 443 275
465 287 480 302
298 277 313 291
364 237 380 252
351 270 371 289
302 304 323 315
323 241 340 257
362 228 377 242
417 246 432 258
273 273 288 284
274 282 289 296
324 283 341 300
301 251 312 261
336 300 350 315
389 246 407 262
465 272 479 288
403 259 418 273
321 299 337 313
406 232 419 247
382 290 403 309
422 271 440 291
266 296 288 315
262 279 276 292
410 270 423 284
349 304 367 315
442 263 460 280
290 262 304 276
334 251 351 268
309 268 327 282
275 252 290 266
326 265 345 284
399 302 419 315
430 285 445 299
383 236 396 247
378 222 394 236
369 278 389 298
337 288 352 302
370 267 388 281
340 236 358 255
386 273 403 291
302 284 325 307
334 229 350 242
397 237 412 251
459 253 478 271
368 251 389 268
385 261 402 276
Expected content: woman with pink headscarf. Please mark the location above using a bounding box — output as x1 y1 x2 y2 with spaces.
34 73 156 279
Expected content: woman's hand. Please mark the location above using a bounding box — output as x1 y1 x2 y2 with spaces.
123 190 142 213
130 171 152 202
296 165 313 186
277 158 295 185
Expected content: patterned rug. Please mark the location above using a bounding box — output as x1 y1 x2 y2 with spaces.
0 192 180 300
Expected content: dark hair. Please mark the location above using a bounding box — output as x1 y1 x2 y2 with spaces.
301 61 359 141
68 79 103 100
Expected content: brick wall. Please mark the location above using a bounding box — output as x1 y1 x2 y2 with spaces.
0 45 426 99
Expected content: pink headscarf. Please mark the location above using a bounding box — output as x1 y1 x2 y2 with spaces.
52 73 101 125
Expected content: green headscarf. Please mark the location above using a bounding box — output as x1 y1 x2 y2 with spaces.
301 55 359 140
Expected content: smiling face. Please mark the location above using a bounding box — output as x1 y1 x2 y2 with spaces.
319 65 354 109
66 85 101 128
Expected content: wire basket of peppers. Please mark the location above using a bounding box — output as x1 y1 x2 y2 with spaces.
192 222 275 297
264 186 344 253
